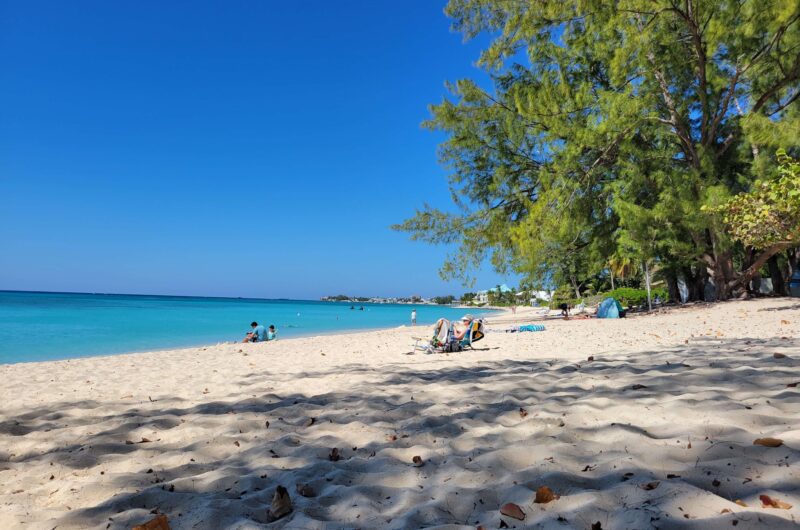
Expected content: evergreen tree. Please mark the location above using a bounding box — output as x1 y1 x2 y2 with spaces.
394 0 800 299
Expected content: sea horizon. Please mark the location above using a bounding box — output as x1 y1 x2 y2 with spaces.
0 288 416 303
0 290 492 365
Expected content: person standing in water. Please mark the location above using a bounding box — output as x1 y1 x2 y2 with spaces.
411 308 417 326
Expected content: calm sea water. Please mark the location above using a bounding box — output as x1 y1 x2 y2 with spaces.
0 291 491 364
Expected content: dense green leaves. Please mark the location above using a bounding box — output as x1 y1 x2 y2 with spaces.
711 150 800 249
395 0 800 297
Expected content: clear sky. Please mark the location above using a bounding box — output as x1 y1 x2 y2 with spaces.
0 0 519 299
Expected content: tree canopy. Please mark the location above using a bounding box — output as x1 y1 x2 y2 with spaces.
394 0 800 299
714 150 800 250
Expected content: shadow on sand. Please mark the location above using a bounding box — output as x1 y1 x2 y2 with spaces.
1 336 798 529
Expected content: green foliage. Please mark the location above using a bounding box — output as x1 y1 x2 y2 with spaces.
552 286 668 309
395 0 800 297
432 295 456 305
550 285 578 307
460 292 477 302
709 150 800 249
606 287 669 307
487 284 517 306
327 294 350 301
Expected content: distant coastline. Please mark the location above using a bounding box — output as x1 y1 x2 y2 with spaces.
0 291 498 364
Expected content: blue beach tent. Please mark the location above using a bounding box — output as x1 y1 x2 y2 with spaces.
597 297 624 319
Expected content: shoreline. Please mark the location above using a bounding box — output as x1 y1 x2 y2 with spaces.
0 308 509 368
1 298 797 529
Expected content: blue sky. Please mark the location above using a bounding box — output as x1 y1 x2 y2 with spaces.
0 0 519 299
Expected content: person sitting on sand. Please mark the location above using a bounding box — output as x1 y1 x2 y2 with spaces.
243 321 268 343
267 325 277 341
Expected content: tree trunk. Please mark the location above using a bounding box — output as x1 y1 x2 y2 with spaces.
610 270 615 290
570 276 581 299
742 247 757 295
750 271 762 295
711 251 735 300
683 266 704 301
768 255 786 295
734 243 795 294
643 262 652 311
788 248 799 277
666 273 680 303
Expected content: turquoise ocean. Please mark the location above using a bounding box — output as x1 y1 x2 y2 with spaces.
0 291 491 364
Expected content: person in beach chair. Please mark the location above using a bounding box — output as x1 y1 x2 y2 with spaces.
452 315 485 350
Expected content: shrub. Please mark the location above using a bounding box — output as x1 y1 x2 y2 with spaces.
605 287 668 307
548 286 669 310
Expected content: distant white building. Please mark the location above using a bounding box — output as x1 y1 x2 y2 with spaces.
522 290 553 306
531 290 553 302
475 284 514 304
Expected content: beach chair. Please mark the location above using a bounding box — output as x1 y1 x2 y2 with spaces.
413 317 486 353
459 318 486 349
412 318 450 354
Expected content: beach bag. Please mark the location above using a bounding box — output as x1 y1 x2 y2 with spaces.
444 338 462 353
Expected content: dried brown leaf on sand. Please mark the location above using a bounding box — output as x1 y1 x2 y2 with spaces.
760 494 793 509
519 407 528 418
591 523 603 530
734 499 747 507
773 352 788 359
295 483 315 497
640 481 660 491
132 514 170 530
267 485 292 522
787 382 799 387
534 486 559 503
630 384 648 390
412 456 425 467
499 502 525 520
753 438 783 447
328 448 340 462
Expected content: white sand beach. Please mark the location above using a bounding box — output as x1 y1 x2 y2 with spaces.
1 298 799 529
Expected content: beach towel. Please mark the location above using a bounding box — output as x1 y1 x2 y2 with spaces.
502 324 545 333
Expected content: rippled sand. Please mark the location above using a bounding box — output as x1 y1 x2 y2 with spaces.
1 298 798 529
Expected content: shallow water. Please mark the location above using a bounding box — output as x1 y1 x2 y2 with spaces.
0 291 491 364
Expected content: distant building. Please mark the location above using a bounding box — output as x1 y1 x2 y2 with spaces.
520 290 553 306
530 290 553 302
475 284 513 304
